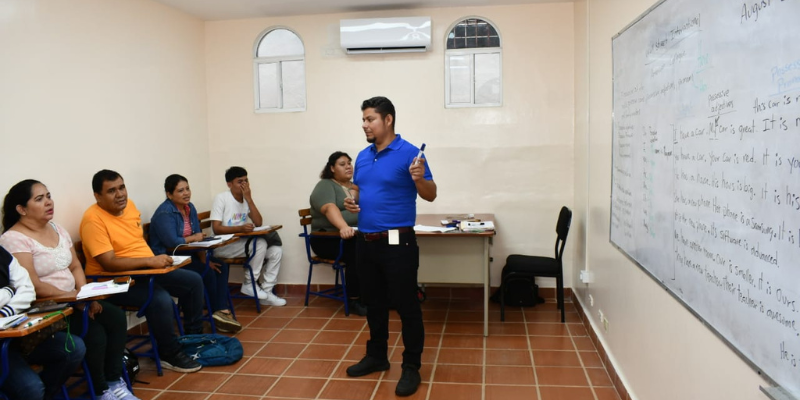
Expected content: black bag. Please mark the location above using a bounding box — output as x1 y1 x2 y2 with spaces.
491 270 544 307
123 348 140 382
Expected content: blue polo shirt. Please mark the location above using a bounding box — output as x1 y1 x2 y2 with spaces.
354 134 433 233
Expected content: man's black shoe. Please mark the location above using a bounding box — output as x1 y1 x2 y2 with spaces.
395 365 421 396
346 355 390 377
161 350 202 373
348 299 368 317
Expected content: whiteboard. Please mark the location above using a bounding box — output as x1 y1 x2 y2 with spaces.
610 0 800 397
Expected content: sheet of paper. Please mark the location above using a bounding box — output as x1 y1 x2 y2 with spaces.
171 255 191 265
0 314 28 330
253 226 272 232
413 225 457 233
76 281 130 300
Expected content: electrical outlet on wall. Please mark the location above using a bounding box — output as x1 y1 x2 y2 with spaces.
588 294 594 307
598 309 604 323
603 315 609 332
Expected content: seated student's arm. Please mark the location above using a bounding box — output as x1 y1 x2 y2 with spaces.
211 220 251 234
0 253 36 317
69 247 88 290
12 252 76 298
242 182 263 227
93 250 172 272
151 212 202 249
320 204 356 239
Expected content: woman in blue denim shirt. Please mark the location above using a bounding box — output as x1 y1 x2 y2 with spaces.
149 174 241 333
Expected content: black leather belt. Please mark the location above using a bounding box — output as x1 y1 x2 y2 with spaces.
361 227 414 241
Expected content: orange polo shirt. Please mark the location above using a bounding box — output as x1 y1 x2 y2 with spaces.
80 200 153 276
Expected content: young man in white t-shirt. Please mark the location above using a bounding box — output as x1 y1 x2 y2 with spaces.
210 166 285 306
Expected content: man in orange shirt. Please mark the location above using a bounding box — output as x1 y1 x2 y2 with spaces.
80 169 204 373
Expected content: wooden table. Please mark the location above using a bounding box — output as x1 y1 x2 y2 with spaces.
415 214 496 336
0 307 74 386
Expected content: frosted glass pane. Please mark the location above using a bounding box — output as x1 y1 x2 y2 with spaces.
281 60 305 109
257 29 304 57
448 55 471 104
258 63 280 109
475 53 501 104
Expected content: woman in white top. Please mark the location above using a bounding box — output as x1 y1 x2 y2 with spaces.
0 179 138 400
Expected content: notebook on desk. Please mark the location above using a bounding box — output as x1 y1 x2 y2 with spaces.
171 255 191 265
0 314 28 330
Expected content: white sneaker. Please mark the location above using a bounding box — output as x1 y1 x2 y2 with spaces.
107 378 139 400
260 292 287 306
240 283 268 299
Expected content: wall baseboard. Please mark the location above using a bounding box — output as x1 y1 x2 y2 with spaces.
571 291 632 400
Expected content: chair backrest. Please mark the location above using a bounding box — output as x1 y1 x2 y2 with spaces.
74 241 87 267
298 208 315 262
198 210 212 231
554 206 572 261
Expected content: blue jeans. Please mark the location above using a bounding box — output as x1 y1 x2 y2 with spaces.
357 231 423 368
108 268 204 356
1 332 86 400
184 256 230 312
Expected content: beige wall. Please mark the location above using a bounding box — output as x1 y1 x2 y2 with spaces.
0 0 210 236
573 0 771 399
204 3 575 286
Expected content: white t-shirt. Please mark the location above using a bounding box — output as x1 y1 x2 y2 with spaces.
210 191 251 233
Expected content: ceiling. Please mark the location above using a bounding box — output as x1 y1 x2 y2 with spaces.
151 0 563 21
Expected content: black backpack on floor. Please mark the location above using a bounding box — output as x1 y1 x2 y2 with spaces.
490 266 544 307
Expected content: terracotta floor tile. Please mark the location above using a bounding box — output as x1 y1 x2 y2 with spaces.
440 334 484 348
447 311 484 322
429 383 482 400
573 336 596 351
529 336 575 350
272 329 319 343
373 381 429 400
169 371 229 392
567 323 589 336
256 342 307 358
286 317 329 330
389 346 438 364
485 365 536 385
485 349 532 366
432 364 482 383
443 322 484 335
532 350 581 367
437 348 484 365
331 363 385 380
528 323 570 336
536 366 590 386
216 374 276 396
485 384 539 400
234 327 279 342
238 357 292 375
155 391 208 400
247 317 291 329
595 387 623 400
261 306 304 318
538 386 595 400
241 342 267 357
131 389 160 400
297 307 339 318
587 367 614 386
324 318 368 331
267 377 326 398
423 310 448 321
208 394 261 400
425 322 446 334
487 322 528 335
384 363 434 382
284 359 338 378
318 379 377 400
579 351 604 368
524 312 563 323
485 335 529 350
299 344 350 360
313 330 359 345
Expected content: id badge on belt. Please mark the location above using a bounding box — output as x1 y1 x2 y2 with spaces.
388 229 399 245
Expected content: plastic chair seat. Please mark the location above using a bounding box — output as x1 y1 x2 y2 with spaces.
504 255 560 275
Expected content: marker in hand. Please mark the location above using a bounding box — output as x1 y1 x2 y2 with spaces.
415 143 427 165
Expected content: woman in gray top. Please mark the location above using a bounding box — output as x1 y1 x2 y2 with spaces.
309 151 365 316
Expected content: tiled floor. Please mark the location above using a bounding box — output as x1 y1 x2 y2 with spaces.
123 290 621 400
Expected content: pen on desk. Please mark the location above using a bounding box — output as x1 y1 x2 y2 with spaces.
415 143 426 165
25 317 44 327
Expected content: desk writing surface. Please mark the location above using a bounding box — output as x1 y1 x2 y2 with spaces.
415 214 495 237
234 225 282 237
416 214 494 284
90 258 190 276
0 307 73 338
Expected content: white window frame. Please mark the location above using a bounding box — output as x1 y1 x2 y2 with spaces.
444 18 503 108
253 27 306 113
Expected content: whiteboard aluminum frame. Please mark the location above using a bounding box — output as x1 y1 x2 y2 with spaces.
608 0 795 398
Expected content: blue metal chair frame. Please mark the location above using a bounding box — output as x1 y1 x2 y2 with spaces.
298 209 349 315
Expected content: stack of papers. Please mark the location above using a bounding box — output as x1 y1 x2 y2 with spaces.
414 225 457 233
77 280 131 300
171 256 191 265
0 314 28 330
253 226 272 232
187 234 234 247
460 221 495 231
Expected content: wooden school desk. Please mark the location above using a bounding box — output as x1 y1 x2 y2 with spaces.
415 214 495 336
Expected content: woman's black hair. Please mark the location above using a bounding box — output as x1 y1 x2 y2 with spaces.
164 174 189 194
320 151 352 179
2 179 42 232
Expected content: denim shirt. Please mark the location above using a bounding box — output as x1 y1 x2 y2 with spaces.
148 199 201 255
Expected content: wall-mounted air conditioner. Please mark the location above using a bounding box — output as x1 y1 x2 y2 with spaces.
340 16 431 54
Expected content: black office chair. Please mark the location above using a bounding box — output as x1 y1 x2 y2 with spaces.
500 206 572 322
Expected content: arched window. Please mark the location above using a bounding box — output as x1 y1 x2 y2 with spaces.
444 18 502 107
253 27 306 112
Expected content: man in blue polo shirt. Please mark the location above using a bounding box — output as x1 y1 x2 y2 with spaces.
344 96 437 397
